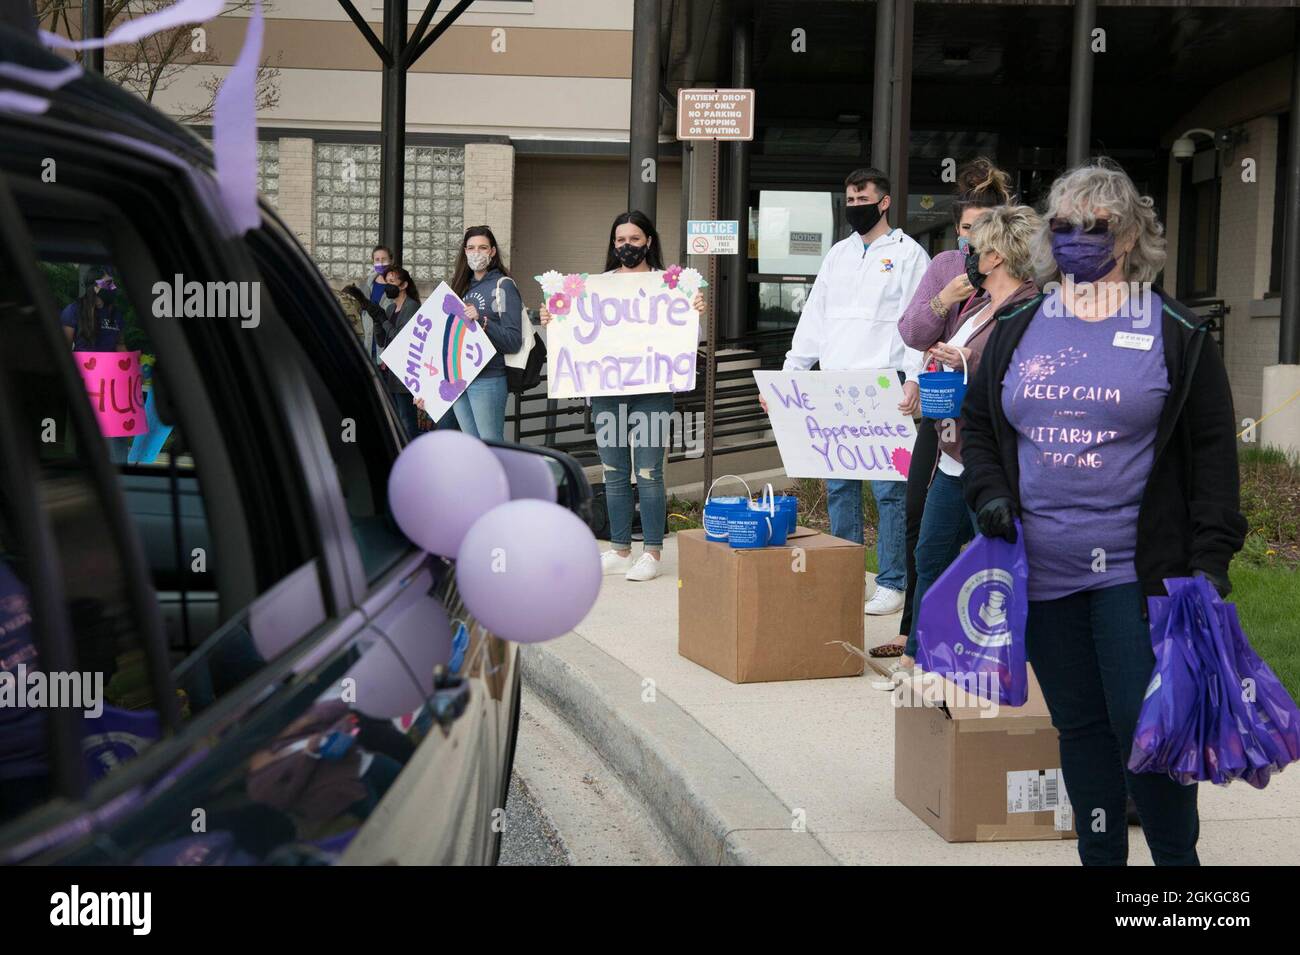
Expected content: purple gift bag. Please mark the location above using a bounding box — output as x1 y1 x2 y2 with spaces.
914 521 1029 706
1129 576 1300 789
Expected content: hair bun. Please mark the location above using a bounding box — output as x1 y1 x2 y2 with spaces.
957 157 1012 203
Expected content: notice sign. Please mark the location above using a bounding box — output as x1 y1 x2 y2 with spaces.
789 231 823 256
378 282 497 423
677 88 755 141
537 268 704 399
754 369 916 481
687 220 739 255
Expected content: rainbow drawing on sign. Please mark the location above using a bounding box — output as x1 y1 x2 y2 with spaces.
437 293 484 402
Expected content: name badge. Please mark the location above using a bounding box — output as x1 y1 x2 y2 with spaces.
1113 331 1154 351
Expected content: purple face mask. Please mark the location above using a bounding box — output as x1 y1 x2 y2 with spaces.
1050 227 1116 283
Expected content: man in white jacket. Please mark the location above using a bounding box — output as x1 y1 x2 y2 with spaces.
767 168 928 615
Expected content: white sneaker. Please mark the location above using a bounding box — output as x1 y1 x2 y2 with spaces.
625 552 662 582
601 550 633 576
865 585 905 615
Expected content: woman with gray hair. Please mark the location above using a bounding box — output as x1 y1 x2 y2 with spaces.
960 159 1246 866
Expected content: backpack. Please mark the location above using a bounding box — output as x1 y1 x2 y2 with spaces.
495 276 547 393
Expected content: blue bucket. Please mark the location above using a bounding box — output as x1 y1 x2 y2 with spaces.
703 475 753 542
726 509 772 549
919 350 969 419
753 485 788 546
773 495 798 535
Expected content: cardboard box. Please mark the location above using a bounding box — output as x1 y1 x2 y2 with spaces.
893 667 1076 842
677 528 865 683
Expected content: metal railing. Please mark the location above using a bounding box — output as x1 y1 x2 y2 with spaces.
1183 297 1229 357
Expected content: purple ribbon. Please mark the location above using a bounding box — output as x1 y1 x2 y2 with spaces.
0 90 51 115
0 61 82 90
212 0 264 235
39 0 226 50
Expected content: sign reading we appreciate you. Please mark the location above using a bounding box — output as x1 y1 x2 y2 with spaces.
537 268 703 399
755 370 917 482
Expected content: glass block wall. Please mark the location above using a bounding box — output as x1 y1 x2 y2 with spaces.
313 142 464 285
256 140 279 209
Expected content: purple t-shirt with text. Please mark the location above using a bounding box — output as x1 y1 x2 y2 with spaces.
1001 289 1169 601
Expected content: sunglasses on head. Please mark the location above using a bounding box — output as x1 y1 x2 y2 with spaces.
1049 216 1111 235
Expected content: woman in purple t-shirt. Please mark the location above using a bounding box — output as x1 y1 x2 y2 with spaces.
60 272 125 352
960 161 1246 867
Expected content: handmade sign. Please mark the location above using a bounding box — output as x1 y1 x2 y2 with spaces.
535 266 705 399
77 351 145 438
754 369 915 481
378 282 497 424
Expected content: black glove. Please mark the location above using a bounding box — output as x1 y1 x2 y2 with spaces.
976 497 1017 543
1193 568 1231 599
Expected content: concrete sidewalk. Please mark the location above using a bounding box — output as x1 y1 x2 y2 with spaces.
523 536 1300 865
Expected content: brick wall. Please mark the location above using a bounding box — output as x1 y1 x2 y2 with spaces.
463 143 516 262
276 137 316 253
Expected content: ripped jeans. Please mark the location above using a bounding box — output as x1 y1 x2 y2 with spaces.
590 392 672 549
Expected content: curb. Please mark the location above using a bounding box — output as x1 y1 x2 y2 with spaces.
520 635 839 866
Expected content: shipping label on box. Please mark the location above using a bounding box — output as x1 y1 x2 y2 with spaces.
1007 768 1069 814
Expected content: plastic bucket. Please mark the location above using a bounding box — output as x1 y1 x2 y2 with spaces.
919 349 968 419
703 474 752 541
726 509 772 549
753 485 788 546
773 494 798 535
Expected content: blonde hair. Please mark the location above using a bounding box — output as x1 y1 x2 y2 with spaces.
968 204 1041 282
1032 158 1167 285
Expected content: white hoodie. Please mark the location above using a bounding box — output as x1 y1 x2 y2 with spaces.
783 227 929 380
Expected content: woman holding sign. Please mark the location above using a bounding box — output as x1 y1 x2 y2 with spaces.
378 266 423 441
446 226 523 442
960 160 1245 865
540 211 705 582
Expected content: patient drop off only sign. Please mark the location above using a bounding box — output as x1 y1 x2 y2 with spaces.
755 369 915 481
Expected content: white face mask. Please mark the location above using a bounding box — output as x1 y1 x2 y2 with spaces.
466 250 491 272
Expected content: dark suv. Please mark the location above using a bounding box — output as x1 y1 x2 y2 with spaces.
0 22 590 865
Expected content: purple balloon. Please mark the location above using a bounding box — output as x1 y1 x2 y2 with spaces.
455 499 601 644
388 431 509 557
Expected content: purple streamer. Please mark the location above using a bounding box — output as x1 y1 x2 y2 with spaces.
0 90 51 114
39 0 226 51
212 0 264 235
0 61 82 90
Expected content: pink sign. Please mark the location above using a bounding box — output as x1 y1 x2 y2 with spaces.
77 351 145 438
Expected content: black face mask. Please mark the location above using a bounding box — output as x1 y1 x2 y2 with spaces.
97 288 118 306
964 248 987 293
383 284 401 299
614 243 649 268
845 200 884 236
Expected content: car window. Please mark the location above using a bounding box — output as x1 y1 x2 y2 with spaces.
1 173 337 802
247 226 411 583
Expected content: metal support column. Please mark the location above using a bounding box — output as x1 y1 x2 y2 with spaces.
379 0 408 261
888 0 913 232
724 2 752 341
1280 13 1300 365
1066 0 1097 168
871 0 895 172
82 0 104 73
629 0 661 215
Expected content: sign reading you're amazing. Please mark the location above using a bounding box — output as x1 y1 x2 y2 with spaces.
755 369 916 481
538 270 702 399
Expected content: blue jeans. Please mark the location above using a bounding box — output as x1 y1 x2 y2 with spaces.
452 374 508 442
827 478 906 591
591 392 672 549
905 471 977 656
1027 583 1199 866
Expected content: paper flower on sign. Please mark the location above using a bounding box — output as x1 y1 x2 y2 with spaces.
662 263 683 289
891 447 912 477
548 292 572 318
677 266 708 298
536 270 565 297
562 273 586 298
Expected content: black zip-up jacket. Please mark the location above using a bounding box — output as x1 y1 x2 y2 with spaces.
960 285 1247 597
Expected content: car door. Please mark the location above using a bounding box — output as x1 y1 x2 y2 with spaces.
0 114 430 864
